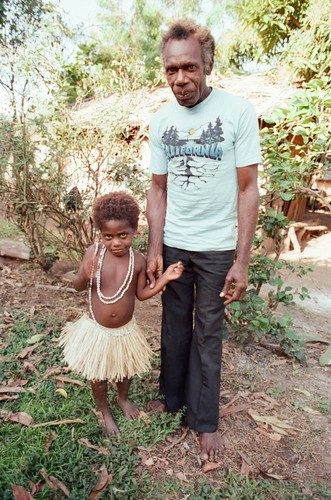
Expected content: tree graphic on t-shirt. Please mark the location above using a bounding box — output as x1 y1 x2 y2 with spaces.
162 117 225 190
201 118 225 144
214 117 225 142
162 126 181 146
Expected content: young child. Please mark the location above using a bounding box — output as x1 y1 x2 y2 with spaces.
59 192 183 435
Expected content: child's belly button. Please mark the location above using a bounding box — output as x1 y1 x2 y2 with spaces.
111 313 117 318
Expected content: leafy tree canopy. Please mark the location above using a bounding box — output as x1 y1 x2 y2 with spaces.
220 0 330 81
230 0 309 56
60 0 225 103
282 0 331 81
0 0 45 47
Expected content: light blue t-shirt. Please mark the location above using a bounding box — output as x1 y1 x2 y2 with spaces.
149 89 261 251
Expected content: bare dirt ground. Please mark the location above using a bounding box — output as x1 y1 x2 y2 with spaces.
1 221 331 493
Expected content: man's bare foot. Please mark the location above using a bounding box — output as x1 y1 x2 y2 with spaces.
199 432 223 462
102 410 119 435
146 399 166 413
117 397 140 420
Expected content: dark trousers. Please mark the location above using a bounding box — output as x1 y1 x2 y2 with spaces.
160 245 234 433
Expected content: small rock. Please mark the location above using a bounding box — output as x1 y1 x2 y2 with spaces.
0 239 31 260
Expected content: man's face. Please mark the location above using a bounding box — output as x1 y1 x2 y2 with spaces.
163 35 211 108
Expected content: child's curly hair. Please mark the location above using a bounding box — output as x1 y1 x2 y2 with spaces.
92 192 140 231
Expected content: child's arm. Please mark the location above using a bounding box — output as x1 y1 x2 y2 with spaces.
136 255 184 301
72 244 97 291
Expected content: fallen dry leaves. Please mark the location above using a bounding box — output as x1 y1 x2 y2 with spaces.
2 411 35 426
89 464 112 499
7 378 29 387
16 344 39 360
138 410 151 426
270 358 288 366
44 431 58 454
0 394 18 401
220 403 251 418
238 450 288 480
78 438 110 456
261 470 288 480
301 406 323 416
238 451 254 476
0 386 27 393
11 484 34 500
55 376 85 387
248 409 302 436
240 457 253 476
139 453 170 470
164 427 189 451
27 480 43 496
40 468 70 497
31 365 72 390
0 354 15 362
0 410 85 428
23 361 39 375
43 366 66 378
175 471 189 483
256 425 282 441
201 461 222 473
252 392 280 406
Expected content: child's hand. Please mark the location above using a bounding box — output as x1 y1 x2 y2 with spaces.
164 261 184 281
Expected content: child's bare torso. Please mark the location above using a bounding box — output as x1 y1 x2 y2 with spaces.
89 248 138 328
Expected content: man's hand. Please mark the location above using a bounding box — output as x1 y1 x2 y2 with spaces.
220 262 248 305
146 254 163 289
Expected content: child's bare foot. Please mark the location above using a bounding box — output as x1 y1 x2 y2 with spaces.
117 398 140 420
199 432 223 462
146 399 166 413
102 410 119 435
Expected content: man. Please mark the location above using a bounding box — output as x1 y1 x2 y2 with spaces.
146 19 261 463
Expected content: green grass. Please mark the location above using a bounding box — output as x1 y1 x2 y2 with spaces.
0 308 329 499
316 396 331 415
0 219 23 239
147 473 331 499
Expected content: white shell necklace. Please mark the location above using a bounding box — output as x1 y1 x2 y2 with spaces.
88 244 135 320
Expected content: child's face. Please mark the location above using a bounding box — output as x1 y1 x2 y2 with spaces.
100 219 134 257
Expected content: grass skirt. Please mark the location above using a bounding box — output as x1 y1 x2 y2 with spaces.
59 314 153 382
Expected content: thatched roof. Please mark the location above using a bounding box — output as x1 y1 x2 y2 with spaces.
215 73 298 116
71 72 298 131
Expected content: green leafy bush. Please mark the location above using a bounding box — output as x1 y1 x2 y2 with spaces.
260 77 331 204
227 209 312 362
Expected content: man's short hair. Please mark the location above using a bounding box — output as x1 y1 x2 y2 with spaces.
160 19 215 74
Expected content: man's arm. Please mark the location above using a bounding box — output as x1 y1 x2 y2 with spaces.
220 164 259 304
146 173 167 288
